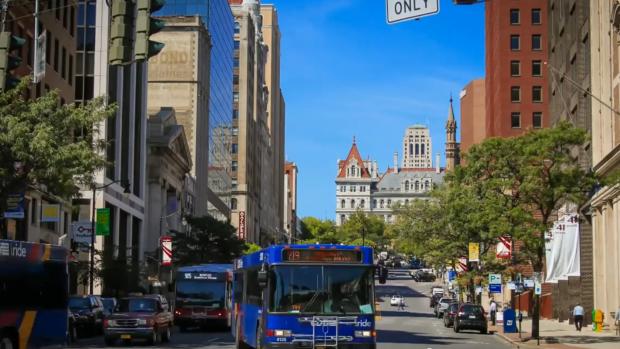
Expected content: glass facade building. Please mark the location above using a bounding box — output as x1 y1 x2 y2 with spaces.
159 0 234 218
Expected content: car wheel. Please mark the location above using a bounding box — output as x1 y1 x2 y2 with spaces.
0 334 17 349
162 326 171 343
480 328 487 334
104 336 115 346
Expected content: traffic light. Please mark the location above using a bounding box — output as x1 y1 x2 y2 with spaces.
109 0 133 65
134 0 166 61
0 32 25 91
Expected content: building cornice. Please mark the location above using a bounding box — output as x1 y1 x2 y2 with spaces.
590 184 620 209
593 144 620 176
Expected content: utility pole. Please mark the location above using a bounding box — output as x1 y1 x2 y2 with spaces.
0 0 8 33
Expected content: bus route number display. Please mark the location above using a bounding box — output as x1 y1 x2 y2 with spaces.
283 249 362 263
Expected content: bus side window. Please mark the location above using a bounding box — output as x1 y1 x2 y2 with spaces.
234 271 244 303
246 269 262 306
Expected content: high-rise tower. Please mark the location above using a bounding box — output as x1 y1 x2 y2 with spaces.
402 125 432 168
446 97 460 171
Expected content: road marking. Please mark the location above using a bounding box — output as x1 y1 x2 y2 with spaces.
206 337 220 343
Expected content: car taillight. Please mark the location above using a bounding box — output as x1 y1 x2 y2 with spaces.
103 319 109 328
458 312 465 316
266 329 292 337
174 310 181 316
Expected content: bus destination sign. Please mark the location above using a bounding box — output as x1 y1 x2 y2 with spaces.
283 249 362 263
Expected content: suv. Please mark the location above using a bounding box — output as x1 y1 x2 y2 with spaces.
68 295 106 336
443 303 459 327
104 295 173 346
454 303 487 334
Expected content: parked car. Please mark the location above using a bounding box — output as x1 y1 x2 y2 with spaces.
68 295 106 336
390 295 404 306
104 294 173 346
431 287 444 296
413 270 436 282
101 297 117 317
435 297 455 318
454 303 488 334
67 309 78 343
430 293 443 308
443 303 459 327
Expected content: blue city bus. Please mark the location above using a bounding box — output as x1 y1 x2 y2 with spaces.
0 239 69 348
174 264 233 331
232 244 376 349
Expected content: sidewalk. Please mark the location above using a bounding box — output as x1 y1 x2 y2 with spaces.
493 318 620 349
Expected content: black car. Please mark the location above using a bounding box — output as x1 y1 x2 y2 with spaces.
443 303 459 327
454 303 487 334
413 270 436 282
68 295 106 336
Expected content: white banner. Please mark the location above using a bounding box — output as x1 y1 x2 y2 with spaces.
545 214 580 283
34 31 46 83
161 236 172 266
71 221 93 245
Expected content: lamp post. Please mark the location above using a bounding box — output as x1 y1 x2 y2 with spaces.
89 179 130 295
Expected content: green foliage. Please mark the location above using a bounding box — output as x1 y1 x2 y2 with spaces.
244 242 262 254
299 217 341 244
0 78 115 209
173 215 246 265
298 214 388 247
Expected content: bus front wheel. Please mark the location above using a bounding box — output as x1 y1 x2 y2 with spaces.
0 333 17 349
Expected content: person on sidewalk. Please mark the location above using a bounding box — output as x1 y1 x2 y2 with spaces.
572 303 584 331
489 299 497 326
398 297 406 311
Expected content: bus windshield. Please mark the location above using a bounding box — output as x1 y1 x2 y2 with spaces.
269 265 373 315
176 280 226 308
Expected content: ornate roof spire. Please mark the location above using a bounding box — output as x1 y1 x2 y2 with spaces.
448 94 455 122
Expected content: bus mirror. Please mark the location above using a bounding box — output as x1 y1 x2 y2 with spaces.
258 270 268 288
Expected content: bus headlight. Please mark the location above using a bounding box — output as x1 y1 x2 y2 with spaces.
355 330 373 337
267 329 292 337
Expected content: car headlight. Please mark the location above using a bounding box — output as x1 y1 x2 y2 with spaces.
107 320 118 327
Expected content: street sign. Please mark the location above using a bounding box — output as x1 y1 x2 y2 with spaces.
3 193 25 219
238 211 246 240
41 204 60 222
96 208 110 236
489 283 502 293
386 0 440 24
468 242 479 262
534 282 542 295
71 221 93 246
524 279 535 288
161 236 172 266
489 273 502 285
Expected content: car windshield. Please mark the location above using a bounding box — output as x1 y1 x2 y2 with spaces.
462 305 484 315
101 299 115 311
269 265 373 315
440 298 452 304
117 298 157 313
68 297 90 310
176 281 225 307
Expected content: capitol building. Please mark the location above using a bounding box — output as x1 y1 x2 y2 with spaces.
335 100 459 225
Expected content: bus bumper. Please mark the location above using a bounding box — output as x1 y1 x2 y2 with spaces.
265 344 376 349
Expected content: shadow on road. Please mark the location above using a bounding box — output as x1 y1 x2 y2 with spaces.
545 335 620 345
375 284 428 298
377 329 457 345
380 309 436 318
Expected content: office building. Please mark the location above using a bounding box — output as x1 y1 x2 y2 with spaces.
459 79 486 155
283 162 298 243
402 125 433 169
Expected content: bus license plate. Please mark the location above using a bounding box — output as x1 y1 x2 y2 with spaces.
121 334 132 340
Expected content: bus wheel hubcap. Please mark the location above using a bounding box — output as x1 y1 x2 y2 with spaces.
1 338 14 349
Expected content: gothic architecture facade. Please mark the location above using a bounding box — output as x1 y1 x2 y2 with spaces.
335 100 458 225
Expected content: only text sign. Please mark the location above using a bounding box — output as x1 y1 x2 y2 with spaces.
386 0 440 24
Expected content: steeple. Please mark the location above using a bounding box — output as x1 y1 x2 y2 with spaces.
445 96 460 172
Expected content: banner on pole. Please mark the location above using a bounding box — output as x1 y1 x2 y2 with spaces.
496 236 512 259
96 208 110 236
71 221 93 246
34 31 46 83
455 257 468 274
545 214 580 283
238 211 246 240
161 236 172 266
468 242 480 262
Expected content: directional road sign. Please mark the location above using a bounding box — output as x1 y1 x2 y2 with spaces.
386 0 440 24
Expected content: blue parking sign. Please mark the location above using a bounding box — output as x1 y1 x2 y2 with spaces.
489 284 502 293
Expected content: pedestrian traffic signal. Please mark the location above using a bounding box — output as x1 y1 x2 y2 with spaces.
134 0 166 61
109 0 132 65
0 32 26 91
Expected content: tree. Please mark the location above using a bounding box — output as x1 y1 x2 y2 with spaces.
339 210 387 248
0 79 115 218
172 215 246 266
299 217 341 244
244 242 262 254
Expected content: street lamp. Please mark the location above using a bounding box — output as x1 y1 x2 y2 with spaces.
89 179 130 295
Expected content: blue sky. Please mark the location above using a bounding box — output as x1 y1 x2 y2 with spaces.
269 0 485 219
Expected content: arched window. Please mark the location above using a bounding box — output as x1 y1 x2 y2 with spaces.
231 198 237 210
414 181 420 191
405 199 409 205
373 199 377 208
404 180 410 191
351 199 355 208
387 199 392 206
350 165 356 177
360 200 365 208
425 180 431 190
380 199 385 208
340 214 346 224
340 199 345 209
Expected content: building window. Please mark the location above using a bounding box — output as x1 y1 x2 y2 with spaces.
53 39 59 71
341 199 345 209
233 92 239 102
511 112 521 128
510 35 520 50
404 180 410 191
360 186 365 192
510 60 520 76
234 41 240 49
414 181 419 191
350 185 356 192
532 60 542 76
387 199 392 206
233 109 238 119
232 127 239 136
360 200 365 209
405 199 409 205
350 200 355 209
380 200 384 208
510 9 520 25
340 214 346 224
532 86 543 102
372 200 377 208
231 179 238 190
532 34 542 50
231 143 238 154
340 185 346 192
425 181 430 190
231 160 238 172
532 9 541 25
61 47 66 79
231 198 237 210
533 112 542 128
511 86 521 102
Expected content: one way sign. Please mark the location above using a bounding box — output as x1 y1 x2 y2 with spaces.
386 0 440 24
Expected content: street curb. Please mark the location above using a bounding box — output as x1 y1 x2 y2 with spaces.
494 332 536 349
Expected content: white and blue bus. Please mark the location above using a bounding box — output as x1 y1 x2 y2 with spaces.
232 244 376 349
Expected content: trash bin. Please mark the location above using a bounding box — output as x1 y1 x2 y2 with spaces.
503 308 517 333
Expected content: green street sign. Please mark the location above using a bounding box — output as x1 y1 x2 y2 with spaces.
96 208 110 236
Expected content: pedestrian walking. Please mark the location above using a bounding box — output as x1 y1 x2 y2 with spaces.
489 299 497 326
573 303 585 331
398 297 406 311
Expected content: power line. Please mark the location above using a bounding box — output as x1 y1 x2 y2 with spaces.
3 0 80 26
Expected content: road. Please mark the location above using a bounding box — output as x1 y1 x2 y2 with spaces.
70 269 511 349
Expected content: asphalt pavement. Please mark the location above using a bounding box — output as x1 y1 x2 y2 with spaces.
69 268 512 349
